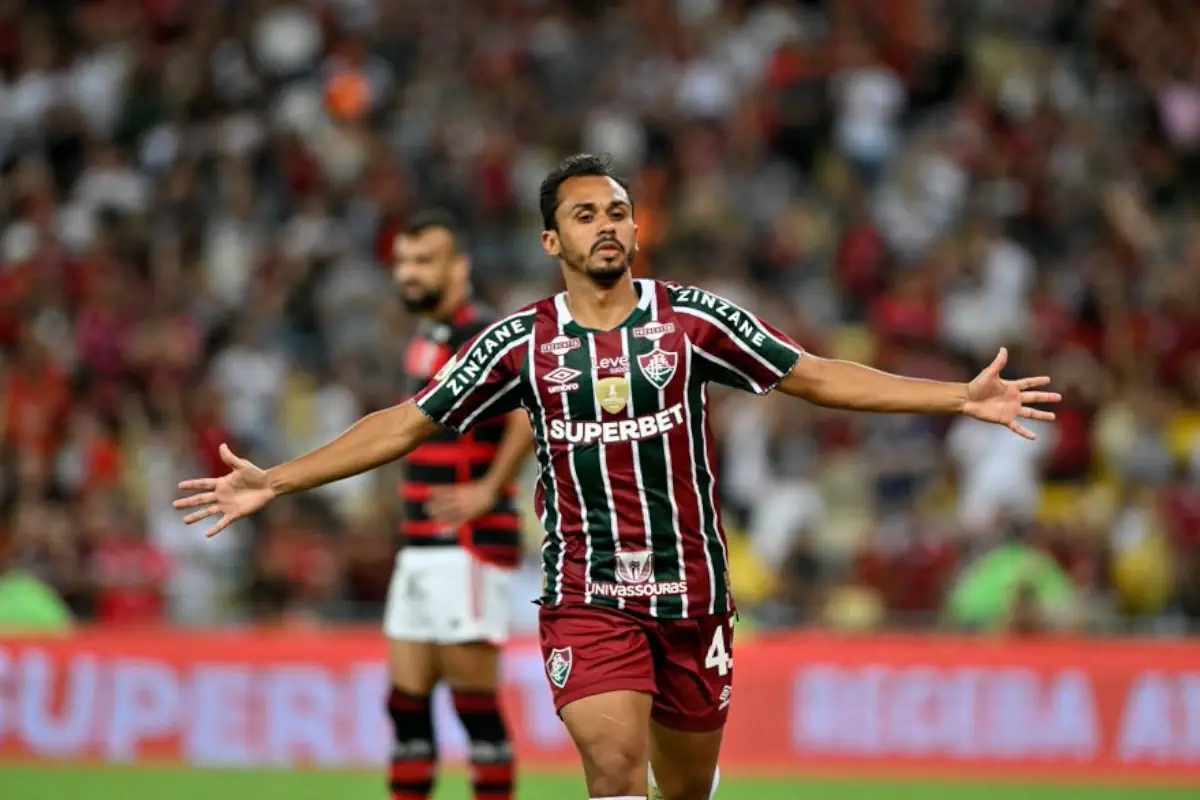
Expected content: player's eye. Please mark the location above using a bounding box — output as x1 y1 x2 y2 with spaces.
577 213 593 223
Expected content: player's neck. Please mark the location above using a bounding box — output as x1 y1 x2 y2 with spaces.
562 271 639 331
427 284 470 323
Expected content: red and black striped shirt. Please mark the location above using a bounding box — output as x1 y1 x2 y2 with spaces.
400 302 522 568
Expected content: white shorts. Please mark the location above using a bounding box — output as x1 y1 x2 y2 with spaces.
382 547 513 645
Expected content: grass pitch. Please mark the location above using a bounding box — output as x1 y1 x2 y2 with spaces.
1 766 1197 800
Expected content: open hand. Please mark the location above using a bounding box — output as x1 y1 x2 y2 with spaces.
963 347 1062 440
173 443 275 538
426 481 500 528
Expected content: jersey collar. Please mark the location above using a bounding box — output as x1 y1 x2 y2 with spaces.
556 279 654 335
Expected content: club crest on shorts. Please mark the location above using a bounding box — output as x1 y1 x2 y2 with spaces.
615 549 654 585
546 647 573 689
637 347 677 390
595 376 630 415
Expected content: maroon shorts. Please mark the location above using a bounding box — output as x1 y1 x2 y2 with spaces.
538 602 734 733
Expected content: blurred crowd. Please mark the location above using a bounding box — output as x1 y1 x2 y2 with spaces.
1 0 1198 635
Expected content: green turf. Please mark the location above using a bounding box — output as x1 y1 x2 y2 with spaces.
0 768 1196 800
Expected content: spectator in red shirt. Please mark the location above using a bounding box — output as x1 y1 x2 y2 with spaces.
54 407 124 496
86 492 170 627
1 330 70 465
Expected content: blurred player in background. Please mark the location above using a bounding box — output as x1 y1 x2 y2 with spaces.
385 210 532 800
175 155 1060 800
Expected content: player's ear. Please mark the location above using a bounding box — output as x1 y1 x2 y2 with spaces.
541 230 561 258
453 253 471 280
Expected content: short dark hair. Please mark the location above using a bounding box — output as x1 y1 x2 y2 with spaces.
404 208 463 247
539 153 632 231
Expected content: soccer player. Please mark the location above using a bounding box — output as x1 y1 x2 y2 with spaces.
385 209 533 800
175 154 1061 800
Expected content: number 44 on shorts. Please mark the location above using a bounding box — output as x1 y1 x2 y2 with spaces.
704 626 733 677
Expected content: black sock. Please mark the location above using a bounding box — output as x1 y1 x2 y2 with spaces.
452 690 516 800
387 687 436 800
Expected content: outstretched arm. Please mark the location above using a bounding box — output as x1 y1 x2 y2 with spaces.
777 347 1061 440
174 402 439 538
266 401 440 495
176 310 535 539
777 355 968 414
666 285 1059 440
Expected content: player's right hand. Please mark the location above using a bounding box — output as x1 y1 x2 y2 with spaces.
173 443 275 538
426 480 499 528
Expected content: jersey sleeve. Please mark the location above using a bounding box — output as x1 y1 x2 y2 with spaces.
670 285 804 395
412 311 533 433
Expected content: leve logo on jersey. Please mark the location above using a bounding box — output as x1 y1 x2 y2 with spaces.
637 348 678 390
548 403 685 444
540 335 581 355
596 376 630 414
595 355 630 372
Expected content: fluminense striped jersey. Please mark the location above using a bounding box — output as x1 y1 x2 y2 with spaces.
413 279 804 619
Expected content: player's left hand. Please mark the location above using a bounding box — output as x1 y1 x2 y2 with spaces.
962 347 1062 440
426 481 499 528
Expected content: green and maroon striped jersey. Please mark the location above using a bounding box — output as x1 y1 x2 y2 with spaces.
413 280 804 618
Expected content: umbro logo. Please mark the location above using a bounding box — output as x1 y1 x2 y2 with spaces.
545 367 581 385
545 366 581 395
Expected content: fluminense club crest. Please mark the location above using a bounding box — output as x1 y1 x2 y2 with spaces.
546 647 573 688
636 347 677 390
